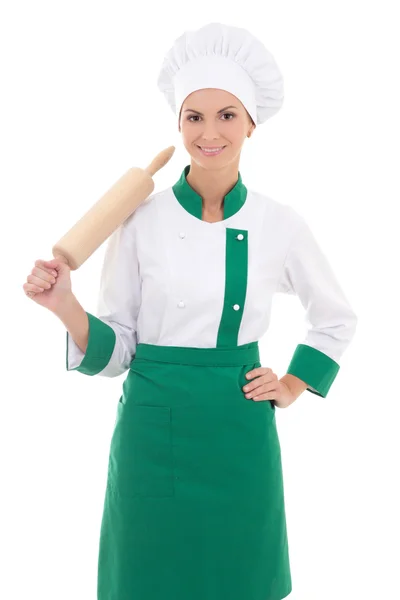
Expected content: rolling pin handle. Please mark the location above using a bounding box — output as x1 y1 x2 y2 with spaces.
144 146 175 178
51 252 70 266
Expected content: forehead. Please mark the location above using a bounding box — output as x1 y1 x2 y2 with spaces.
182 88 241 110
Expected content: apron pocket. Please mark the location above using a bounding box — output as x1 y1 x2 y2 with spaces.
108 404 174 498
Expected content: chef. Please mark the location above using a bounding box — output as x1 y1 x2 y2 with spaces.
66 22 357 600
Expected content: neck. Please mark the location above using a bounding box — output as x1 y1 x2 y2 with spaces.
186 160 240 214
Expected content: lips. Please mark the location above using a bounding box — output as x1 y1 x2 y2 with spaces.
197 145 226 156
197 145 226 150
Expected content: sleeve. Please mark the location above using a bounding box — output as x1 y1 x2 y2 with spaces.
65 218 141 377
277 214 358 397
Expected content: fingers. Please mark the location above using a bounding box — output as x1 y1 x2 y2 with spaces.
23 259 59 299
35 259 58 279
245 367 272 379
243 371 277 392
244 383 277 400
32 266 57 286
243 370 278 400
27 273 55 290
28 260 58 288
247 388 277 401
23 282 44 295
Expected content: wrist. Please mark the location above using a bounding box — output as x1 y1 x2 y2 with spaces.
279 373 308 402
51 293 79 320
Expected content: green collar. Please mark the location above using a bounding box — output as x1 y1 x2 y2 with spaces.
172 165 247 221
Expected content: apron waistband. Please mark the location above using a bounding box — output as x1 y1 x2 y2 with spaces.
132 341 260 367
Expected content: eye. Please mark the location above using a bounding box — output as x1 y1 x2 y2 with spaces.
187 112 235 122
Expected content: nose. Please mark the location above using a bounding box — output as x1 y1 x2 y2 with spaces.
201 121 222 141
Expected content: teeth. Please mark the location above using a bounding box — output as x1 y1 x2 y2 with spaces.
200 147 223 152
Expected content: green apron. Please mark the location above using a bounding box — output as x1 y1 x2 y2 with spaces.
97 341 292 600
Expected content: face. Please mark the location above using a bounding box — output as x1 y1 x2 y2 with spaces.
178 88 256 170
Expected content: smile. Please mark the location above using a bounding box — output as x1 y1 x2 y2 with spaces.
197 145 226 156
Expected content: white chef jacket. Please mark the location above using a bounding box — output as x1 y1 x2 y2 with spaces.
66 165 357 397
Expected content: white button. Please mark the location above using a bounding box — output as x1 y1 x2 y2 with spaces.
236 234 244 241
179 232 186 239
177 301 185 308
233 304 240 311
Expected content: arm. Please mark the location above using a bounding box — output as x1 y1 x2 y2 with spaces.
62 217 141 377
277 212 358 398
279 373 308 402
54 294 89 353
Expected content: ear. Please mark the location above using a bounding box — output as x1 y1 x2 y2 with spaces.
178 107 183 133
247 123 256 138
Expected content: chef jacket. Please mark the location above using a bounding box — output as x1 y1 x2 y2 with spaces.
66 165 358 397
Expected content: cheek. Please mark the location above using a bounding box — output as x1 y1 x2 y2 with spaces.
180 129 195 147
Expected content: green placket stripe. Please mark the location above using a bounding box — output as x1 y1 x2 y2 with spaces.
216 228 249 347
66 311 116 375
286 343 340 398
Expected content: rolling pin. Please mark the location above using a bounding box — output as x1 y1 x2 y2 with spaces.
26 145 175 298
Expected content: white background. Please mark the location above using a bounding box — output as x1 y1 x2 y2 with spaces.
1 1 399 599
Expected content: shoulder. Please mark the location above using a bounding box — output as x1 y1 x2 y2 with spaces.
121 187 167 235
246 187 307 235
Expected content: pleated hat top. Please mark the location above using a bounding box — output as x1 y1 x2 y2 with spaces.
157 22 285 127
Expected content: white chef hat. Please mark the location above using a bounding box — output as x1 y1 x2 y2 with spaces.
157 22 284 127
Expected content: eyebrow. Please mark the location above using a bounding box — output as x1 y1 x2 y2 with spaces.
183 105 238 116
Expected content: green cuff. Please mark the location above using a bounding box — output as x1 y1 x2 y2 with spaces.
66 312 116 376
286 343 340 398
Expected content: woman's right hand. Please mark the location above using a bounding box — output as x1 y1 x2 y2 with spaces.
23 257 73 312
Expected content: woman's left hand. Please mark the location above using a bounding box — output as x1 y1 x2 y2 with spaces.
243 367 296 409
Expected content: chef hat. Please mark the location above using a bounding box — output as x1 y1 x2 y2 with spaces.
157 22 284 127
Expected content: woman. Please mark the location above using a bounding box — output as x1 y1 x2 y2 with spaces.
24 22 357 600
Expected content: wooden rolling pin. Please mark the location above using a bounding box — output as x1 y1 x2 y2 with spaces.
27 145 175 298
